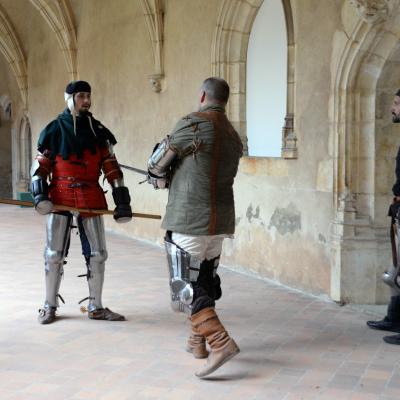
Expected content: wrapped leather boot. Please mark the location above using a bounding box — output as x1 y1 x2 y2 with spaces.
186 323 209 359
191 307 239 378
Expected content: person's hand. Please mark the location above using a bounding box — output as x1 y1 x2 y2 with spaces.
113 203 132 223
394 196 400 203
147 173 168 189
112 186 132 223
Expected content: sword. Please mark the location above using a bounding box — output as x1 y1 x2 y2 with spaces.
118 163 149 184
0 198 161 220
118 163 147 175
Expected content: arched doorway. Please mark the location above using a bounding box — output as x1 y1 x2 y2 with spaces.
0 95 12 198
330 2 400 303
16 115 32 193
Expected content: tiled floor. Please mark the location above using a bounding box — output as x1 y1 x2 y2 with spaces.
0 205 399 400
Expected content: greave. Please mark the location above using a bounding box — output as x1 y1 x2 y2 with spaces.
43 214 71 308
44 264 64 308
82 216 108 312
87 260 105 311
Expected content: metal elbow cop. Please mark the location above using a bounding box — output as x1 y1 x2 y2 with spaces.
147 138 176 189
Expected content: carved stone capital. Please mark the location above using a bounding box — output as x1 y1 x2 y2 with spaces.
349 0 393 23
148 74 164 93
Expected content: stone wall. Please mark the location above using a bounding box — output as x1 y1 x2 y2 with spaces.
1 0 400 302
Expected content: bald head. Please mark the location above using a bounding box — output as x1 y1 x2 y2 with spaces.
200 77 230 106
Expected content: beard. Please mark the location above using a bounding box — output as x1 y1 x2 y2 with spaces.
78 107 90 116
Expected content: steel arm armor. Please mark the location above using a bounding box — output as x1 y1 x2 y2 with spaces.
147 137 177 189
30 150 53 215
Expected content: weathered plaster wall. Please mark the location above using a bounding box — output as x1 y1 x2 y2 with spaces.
220 0 343 296
84 0 337 297
3 0 396 301
0 0 337 298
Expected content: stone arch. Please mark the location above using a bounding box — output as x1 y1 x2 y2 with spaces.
0 92 13 198
329 0 400 303
211 0 296 157
30 0 77 80
331 1 400 221
0 4 28 108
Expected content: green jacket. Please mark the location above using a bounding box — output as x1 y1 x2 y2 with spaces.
161 104 243 235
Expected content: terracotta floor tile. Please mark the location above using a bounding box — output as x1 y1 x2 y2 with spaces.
0 205 398 399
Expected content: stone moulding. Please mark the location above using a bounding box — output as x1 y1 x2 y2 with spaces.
140 0 164 93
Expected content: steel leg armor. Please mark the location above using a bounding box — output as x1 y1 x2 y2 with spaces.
164 233 201 313
383 219 400 295
383 266 400 296
82 216 108 312
43 213 72 308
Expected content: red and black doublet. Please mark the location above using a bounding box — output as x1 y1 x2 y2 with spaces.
35 108 123 212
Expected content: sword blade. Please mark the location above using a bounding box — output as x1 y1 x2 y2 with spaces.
0 198 161 220
118 163 147 175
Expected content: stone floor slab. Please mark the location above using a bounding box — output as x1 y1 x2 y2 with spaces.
0 205 399 399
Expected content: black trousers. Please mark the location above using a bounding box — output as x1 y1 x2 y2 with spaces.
191 257 222 315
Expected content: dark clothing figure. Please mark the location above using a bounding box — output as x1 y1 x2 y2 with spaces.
367 90 400 344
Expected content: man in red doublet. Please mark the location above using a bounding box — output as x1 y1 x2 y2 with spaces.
31 80 132 324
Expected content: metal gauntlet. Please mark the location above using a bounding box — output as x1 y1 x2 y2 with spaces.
31 176 53 215
112 186 132 223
